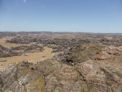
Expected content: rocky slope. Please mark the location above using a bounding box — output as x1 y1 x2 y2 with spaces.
0 44 122 92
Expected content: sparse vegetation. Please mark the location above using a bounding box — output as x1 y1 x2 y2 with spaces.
60 44 103 65
0 32 121 92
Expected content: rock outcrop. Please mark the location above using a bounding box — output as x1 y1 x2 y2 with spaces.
0 44 122 92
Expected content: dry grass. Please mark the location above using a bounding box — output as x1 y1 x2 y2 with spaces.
0 47 54 70
26 76 45 92
0 37 20 48
0 37 54 71
69 44 103 63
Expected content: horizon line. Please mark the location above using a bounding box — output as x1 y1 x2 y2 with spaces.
0 31 122 34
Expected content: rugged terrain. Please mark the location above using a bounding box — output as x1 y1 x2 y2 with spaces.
0 32 122 92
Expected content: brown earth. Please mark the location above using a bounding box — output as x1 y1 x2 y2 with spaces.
0 33 122 92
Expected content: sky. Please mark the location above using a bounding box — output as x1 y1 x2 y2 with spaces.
0 0 122 33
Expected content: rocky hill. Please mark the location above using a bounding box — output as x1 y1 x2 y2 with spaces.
0 44 122 92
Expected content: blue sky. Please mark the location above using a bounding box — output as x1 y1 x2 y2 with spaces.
0 0 122 33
